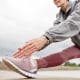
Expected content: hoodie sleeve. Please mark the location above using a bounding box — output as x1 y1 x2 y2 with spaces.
43 2 80 44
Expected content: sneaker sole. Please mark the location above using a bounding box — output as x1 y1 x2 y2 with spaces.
2 58 36 78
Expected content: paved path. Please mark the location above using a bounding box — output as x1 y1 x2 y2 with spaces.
0 70 80 80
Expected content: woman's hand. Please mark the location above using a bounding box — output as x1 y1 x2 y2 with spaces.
13 36 49 58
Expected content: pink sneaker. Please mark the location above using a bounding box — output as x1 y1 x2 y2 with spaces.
2 57 38 78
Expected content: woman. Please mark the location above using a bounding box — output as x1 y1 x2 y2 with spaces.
2 0 80 78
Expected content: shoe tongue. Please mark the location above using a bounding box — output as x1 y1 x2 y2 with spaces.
30 58 36 67
21 56 37 72
30 59 37 72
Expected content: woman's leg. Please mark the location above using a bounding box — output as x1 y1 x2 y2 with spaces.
36 45 80 69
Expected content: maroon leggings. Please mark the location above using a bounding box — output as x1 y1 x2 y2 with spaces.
36 45 80 69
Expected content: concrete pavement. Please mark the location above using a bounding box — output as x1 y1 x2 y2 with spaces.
0 70 80 80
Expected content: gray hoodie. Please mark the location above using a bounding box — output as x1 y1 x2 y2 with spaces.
43 0 80 48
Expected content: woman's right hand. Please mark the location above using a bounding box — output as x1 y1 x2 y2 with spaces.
13 36 49 58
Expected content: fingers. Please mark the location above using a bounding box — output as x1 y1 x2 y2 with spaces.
13 42 37 58
14 46 36 58
21 43 36 53
13 49 21 57
13 43 27 57
13 42 32 57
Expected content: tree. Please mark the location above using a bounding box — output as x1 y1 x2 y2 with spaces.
64 62 77 67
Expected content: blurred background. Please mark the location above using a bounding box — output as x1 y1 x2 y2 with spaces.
0 0 80 64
